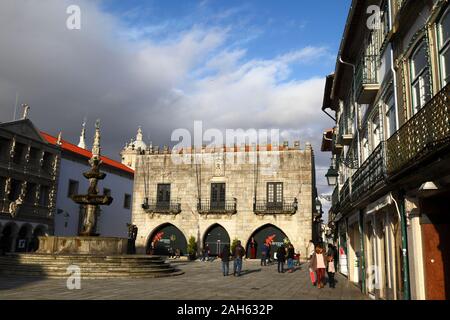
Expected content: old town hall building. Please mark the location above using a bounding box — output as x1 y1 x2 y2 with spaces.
125 133 316 259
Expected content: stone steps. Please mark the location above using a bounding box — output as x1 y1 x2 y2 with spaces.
0 253 184 279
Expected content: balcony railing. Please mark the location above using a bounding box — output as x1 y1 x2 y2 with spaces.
331 185 340 210
386 83 450 175
340 179 351 209
197 199 237 215
355 54 379 104
142 199 181 214
0 200 50 218
253 198 298 215
351 142 387 202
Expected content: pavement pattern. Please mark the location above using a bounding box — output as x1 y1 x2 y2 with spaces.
0 259 367 300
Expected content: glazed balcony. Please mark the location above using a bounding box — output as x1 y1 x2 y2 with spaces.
142 198 181 214
197 199 237 215
351 142 387 202
386 83 450 175
253 198 298 215
355 54 380 104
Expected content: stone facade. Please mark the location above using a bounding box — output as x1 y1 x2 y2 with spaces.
131 142 315 257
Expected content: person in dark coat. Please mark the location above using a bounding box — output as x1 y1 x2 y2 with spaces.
220 245 231 276
276 245 286 273
261 243 268 266
286 243 295 273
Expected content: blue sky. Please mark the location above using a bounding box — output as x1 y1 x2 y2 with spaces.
101 0 350 81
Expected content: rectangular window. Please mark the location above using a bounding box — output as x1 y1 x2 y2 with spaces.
210 183 225 210
267 182 283 208
25 183 36 204
13 143 25 164
410 41 432 113
439 8 450 86
0 176 5 199
385 93 397 137
103 188 111 196
42 152 54 172
67 180 79 197
123 194 132 209
39 186 50 207
371 112 381 149
8 179 21 201
157 184 170 209
0 137 9 161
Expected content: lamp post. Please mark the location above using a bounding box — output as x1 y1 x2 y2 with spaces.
325 166 339 186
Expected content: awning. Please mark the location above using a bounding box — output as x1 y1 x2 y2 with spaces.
366 193 392 215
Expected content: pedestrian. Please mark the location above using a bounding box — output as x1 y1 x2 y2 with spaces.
267 244 272 264
307 240 315 259
307 240 316 285
327 249 336 288
276 245 286 273
261 243 268 266
249 237 258 259
310 245 326 288
286 243 295 273
175 248 181 259
233 240 246 276
221 245 231 276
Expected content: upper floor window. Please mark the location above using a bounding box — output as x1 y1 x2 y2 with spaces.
438 7 450 87
267 182 283 209
371 111 381 149
410 41 432 113
123 193 132 209
0 137 9 161
67 180 79 197
39 185 50 207
385 93 397 138
210 183 225 210
157 184 171 210
13 142 25 164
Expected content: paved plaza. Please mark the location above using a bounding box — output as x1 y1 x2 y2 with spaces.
0 259 366 300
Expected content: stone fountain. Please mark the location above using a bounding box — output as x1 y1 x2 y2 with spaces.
0 121 182 278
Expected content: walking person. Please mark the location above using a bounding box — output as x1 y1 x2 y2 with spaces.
267 244 272 264
261 243 268 266
286 243 295 273
310 246 327 288
233 241 246 277
307 240 316 285
327 249 336 288
221 245 231 276
276 245 286 273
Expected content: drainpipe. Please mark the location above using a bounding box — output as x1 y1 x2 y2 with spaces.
359 209 366 294
390 193 411 300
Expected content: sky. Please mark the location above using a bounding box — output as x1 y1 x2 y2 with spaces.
0 0 351 215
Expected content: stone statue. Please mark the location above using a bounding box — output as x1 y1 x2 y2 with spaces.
22 104 30 119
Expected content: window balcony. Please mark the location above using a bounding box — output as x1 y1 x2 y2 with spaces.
339 178 351 210
197 198 237 215
142 198 181 214
351 142 387 202
253 198 298 215
386 83 450 175
355 54 380 104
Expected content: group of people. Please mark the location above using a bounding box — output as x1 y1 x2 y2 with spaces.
308 240 338 289
220 241 246 276
274 243 296 273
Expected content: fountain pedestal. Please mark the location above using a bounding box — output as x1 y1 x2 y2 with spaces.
36 236 128 255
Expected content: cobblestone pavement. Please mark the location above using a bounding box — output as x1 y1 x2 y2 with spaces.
0 259 367 300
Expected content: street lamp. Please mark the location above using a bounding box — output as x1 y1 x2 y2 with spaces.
325 166 339 186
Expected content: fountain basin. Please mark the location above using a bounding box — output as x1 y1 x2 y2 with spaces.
36 236 128 255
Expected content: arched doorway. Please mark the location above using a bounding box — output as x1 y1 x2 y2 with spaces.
30 225 48 252
246 224 289 259
203 224 230 256
16 224 32 252
0 223 18 253
147 224 187 256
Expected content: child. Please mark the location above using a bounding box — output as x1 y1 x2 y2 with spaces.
327 253 336 288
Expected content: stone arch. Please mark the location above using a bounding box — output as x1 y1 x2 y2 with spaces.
0 222 19 253
203 223 230 256
146 223 188 256
246 224 290 259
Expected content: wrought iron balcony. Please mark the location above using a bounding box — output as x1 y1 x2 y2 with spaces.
386 83 450 175
351 142 387 202
339 178 351 210
253 198 298 215
197 199 237 215
355 54 380 104
331 185 340 211
142 198 181 214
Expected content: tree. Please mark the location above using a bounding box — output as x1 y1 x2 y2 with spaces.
187 236 197 260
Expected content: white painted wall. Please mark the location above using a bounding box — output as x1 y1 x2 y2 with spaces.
54 157 133 238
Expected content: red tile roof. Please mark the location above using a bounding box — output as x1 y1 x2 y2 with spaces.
40 131 134 175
